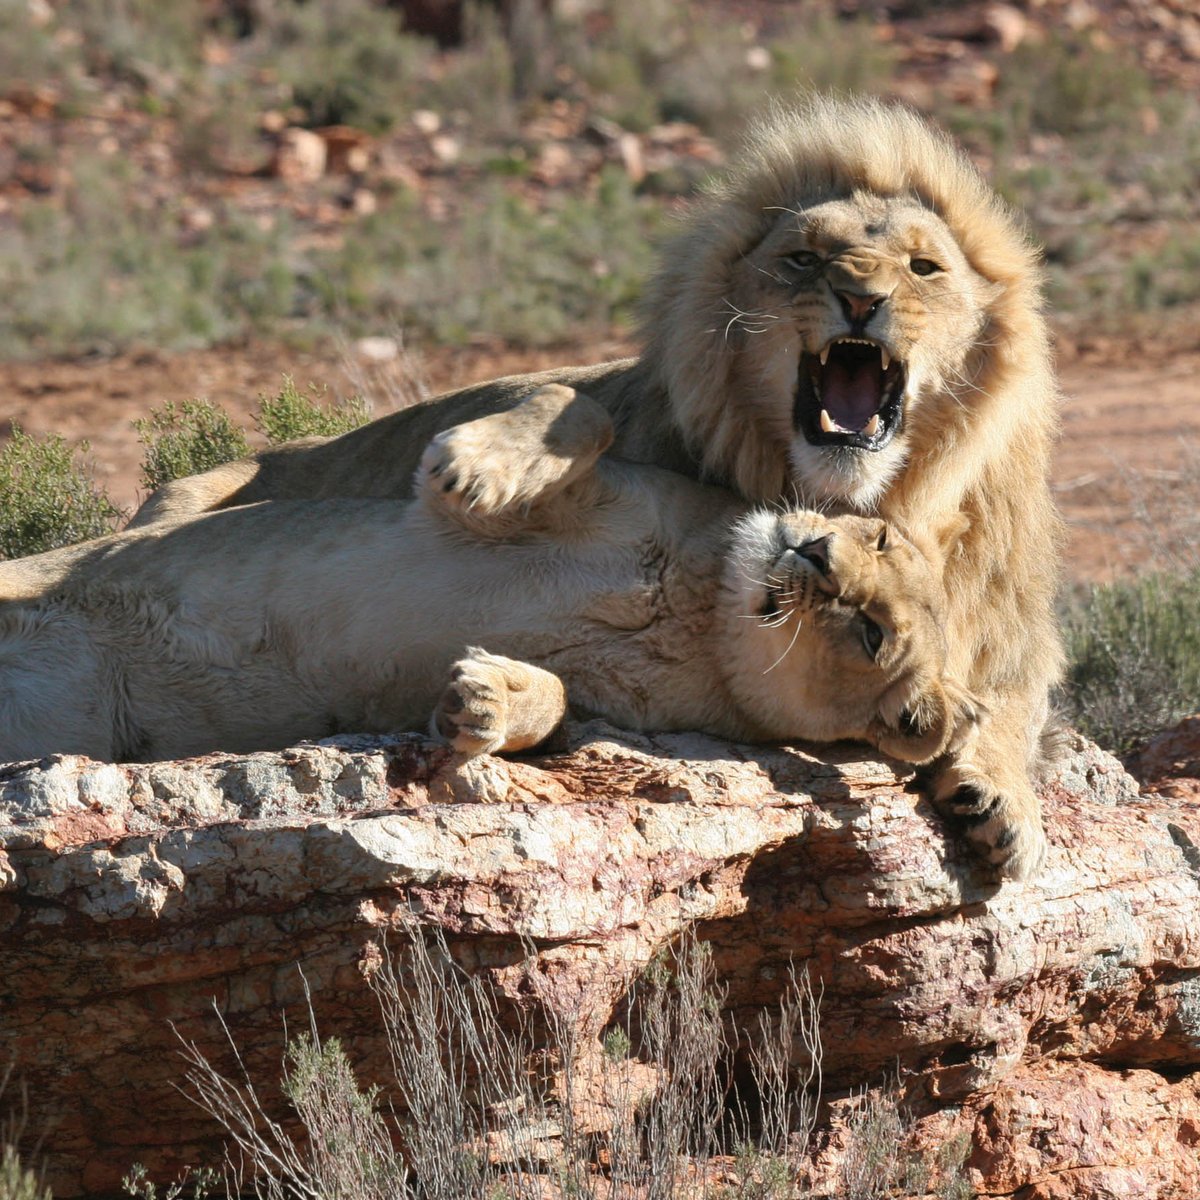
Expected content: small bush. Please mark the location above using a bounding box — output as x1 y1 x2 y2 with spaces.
838 1086 906 1200
122 1162 218 1200
0 427 121 560
256 377 370 444
1061 570 1200 754
135 400 250 492
0 1145 52 1200
249 0 433 133
996 33 1153 139
555 0 894 139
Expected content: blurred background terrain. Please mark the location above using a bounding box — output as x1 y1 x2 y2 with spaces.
1 0 1199 746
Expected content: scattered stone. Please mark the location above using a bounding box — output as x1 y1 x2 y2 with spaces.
745 45 772 71
984 3 1029 52
430 133 461 165
349 186 377 216
179 205 214 234
272 127 327 183
318 125 372 174
412 108 442 136
354 335 400 363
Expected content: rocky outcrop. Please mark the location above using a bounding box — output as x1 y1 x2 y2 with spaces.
2 725 1199 1198
1128 713 1200 802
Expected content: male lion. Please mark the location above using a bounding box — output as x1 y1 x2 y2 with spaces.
0 388 978 771
130 96 1062 879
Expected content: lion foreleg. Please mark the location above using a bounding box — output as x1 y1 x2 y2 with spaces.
416 384 614 538
431 649 567 756
928 693 1050 882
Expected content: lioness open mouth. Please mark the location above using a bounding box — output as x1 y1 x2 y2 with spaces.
793 338 906 451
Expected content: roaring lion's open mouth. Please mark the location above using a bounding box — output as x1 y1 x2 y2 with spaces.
793 338 906 452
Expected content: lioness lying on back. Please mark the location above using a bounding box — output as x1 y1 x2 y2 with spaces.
0 387 979 770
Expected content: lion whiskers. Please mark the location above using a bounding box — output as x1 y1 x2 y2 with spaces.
762 609 805 674
716 300 781 342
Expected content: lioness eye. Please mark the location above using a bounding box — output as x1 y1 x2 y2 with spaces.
910 257 942 276
861 616 884 659
784 251 821 271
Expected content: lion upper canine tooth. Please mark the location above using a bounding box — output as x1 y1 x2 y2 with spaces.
880 348 891 371
819 345 830 366
820 408 836 434
863 413 881 438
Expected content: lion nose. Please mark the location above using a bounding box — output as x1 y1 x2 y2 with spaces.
833 289 887 327
794 535 830 575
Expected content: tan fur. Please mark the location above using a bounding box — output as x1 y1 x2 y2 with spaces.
129 96 1062 879
0 389 976 776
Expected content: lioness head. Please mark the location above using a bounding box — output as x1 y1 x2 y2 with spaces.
722 510 983 763
643 95 1047 511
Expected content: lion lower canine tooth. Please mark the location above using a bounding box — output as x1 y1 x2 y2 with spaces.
863 413 880 437
820 408 836 433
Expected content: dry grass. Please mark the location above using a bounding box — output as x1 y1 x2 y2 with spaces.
166 926 836 1199
1058 447 1200 754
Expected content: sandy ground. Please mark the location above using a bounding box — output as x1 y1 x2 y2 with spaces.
2 340 1198 582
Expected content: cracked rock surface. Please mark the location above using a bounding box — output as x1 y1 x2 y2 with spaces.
2 723 1198 1198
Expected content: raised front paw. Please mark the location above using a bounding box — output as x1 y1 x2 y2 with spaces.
416 383 612 519
432 652 514 757
931 764 1047 882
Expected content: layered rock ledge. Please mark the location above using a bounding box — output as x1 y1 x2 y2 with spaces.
2 725 1198 1198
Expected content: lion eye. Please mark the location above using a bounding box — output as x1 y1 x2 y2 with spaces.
861 616 885 659
876 524 889 551
910 257 942 277
783 251 822 272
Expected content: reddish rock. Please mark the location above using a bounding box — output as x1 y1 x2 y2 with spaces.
1 725 1197 1196
1127 713 1200 800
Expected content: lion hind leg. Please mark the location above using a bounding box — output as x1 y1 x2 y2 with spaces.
126 458 262 529
432 648 567 757
416 384 614 537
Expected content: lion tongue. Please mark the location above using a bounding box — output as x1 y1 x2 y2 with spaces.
822 356 882 431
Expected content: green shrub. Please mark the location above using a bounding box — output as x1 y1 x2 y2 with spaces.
249 0 433 133
0 156 301 358
0 428 121 560
0 3 76 96
256 377 370 444
996 32 1153 139
69 0 208 93
134 400 250 492
1062 570 1200 754
557 1 895 138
